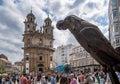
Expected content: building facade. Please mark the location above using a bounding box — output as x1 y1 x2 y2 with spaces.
0 54 12 74
53 44 75 67
108 0 120 48
70 45 99 73
14 61 24 74
22 10 54 73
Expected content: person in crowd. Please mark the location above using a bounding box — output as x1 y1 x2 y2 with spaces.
20 73 28 84
84 73 94 84
12 75 16 84
56 74 59 82
50 74 56 84
116 71 120 82
3 76 12 84
60 76 69 84
33 74 37 84
48 74 51 82
70 73 77 84
2 76 5 83
37 73 41 81
106 73 112 84
45 74 48 83
16 76 20 84
95 72 100 84
0 76 2 84
91 72 95 83
74 72 77 79
78 71 85 84
30 75 34 84
99 71 105 84
41 76 47 84
59 73 62 78
26 76 31 84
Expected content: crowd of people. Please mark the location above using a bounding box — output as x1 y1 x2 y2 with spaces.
0 69 120 84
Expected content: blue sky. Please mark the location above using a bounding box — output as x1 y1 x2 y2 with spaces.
0 0 109 63
0 0 2 5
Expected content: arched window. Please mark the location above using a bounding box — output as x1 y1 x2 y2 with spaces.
50 57 52 61
31 18 32 21
26 57 29 60
27 25 29 28
47 21 50 25
39 56 42 61
38 64 44 67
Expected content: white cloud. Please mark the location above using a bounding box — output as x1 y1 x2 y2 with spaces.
0 23 8 30
0 0 109 63
54 28 70 48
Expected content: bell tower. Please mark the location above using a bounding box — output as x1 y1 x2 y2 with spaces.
24 10 37 33
43 15 53 36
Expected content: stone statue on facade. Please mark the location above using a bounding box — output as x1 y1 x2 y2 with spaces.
56 15 120 84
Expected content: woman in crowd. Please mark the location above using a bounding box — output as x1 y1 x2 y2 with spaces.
70 73 77 84
20 73 28 84
78 71 85 84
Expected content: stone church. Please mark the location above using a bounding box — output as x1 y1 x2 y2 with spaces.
22 10 54 73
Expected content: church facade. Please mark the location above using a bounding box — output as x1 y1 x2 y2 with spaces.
22 10 54 73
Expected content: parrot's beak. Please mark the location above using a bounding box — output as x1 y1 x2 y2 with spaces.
56 20 67 30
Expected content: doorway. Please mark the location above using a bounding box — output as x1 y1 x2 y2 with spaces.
39 68 43 72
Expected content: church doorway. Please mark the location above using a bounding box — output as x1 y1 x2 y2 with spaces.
39 68 43 72
38 64 44 72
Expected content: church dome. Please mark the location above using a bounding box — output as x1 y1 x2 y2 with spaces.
27 10 35 19
45 15 52 22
